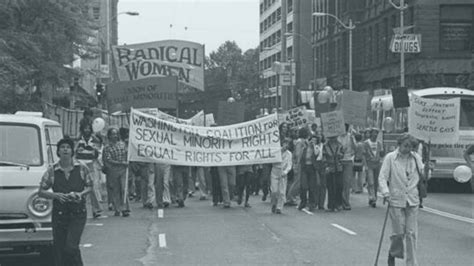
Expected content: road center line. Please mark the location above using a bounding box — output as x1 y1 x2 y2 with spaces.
422 207 474 224
86 223 103 227
331 223 357 235
157 209 164 218
302 208 314 215
158 233 167 248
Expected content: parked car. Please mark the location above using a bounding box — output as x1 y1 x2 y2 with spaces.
0 111 63 263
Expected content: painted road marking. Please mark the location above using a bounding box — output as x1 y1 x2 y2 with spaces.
86 223 103 227
158 234 167 248
81 243 93 248
157 209 164 218
422 207 474 224
331 223 357 235
302 208 314 215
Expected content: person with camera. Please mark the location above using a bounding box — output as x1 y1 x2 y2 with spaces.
38 137 92 266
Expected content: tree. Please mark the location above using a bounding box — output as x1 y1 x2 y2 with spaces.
205 41 262 119
0 0 97 113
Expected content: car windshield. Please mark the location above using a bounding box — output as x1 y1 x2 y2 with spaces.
0 124 42 166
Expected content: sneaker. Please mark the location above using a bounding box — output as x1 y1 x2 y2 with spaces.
244 202 251 208
163 202 170 208
271 205 276 213
223 203 231 208
261 194 267 201
177 200 185 208
275 209 282 214
237 196 243 205
343 206 352 211
93 212 102 219
108 204 113 211
199 196 207 201
143 203 153 209
122 211 130 217
297 203 306 211
114 211 120 217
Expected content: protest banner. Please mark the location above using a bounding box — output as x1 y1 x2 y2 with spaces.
128 109 282 166
408 94 460 144
217 101 245 126
112 40 205 91
278 106 309 129
320 110 346 137
340 90 370 127
107 76 178 114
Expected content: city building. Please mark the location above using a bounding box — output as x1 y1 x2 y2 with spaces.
67 0 119 109
312 0 474 94
259 0 313 111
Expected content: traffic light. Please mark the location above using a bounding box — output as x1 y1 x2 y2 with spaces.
96 83 105 101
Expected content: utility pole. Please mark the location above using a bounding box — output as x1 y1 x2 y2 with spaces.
389 0 408 87
280 0 287 110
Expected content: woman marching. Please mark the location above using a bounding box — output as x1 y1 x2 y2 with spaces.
379 133 423 266
38 137 92 266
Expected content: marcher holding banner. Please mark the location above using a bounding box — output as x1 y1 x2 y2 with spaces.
379 133 423 266
270 138 293 214
102 128 130 217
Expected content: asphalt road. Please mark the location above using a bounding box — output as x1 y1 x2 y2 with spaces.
2 192 473 266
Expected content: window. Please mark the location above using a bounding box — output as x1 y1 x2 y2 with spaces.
460 99 474 129
45 126 63 164
0 124 42 166
439 5 474 52
287 22 293 33
92 6 100 20
288 0 293 13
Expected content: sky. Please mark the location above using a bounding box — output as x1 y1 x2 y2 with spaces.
117 0 260 55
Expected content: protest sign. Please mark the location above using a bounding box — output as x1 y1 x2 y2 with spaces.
217 101 245 126
106 76 178 114
340 90 370 126
278 106 309 129
408 94 460 144
128 109 282 166
112 40 205 91
320 110 346 137
391 87 410 108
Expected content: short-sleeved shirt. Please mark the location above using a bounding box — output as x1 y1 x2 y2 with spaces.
39 160 93 190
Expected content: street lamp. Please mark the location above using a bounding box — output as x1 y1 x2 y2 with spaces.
313 12 355 91
388 0 408 87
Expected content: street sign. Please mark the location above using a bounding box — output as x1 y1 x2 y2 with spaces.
390 34 421 53
279 62 295 86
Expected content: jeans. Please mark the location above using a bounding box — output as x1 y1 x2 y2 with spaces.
52 208 87 266
367 166 380 201
139 164 156 206
389 205 419 266
314 162 326 209
173 166 189 202
326 171 343 210
154 163 171 206
85 162 102 214
270 173 287 210
300 164 317 209
236 171 253 204
210 167 222 204
108 166 129 212
341 161 354 208
217 166 236 205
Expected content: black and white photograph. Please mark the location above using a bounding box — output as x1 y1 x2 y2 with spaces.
0 0 473 265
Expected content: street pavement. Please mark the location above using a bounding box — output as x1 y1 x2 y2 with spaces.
2 192 473 266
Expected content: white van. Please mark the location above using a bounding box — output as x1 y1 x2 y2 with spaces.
0 112 63 261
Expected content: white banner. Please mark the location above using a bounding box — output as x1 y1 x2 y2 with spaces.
278 106 309 129
408 94 460 144
128 109 282 166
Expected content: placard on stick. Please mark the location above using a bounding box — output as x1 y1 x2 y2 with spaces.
320 110 346 137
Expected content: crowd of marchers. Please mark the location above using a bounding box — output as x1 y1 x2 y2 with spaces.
38 107 441 266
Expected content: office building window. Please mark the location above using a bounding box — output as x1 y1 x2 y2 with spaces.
92 7 100 20
287 22 293 33
440 5 473 52
288 0 293 13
